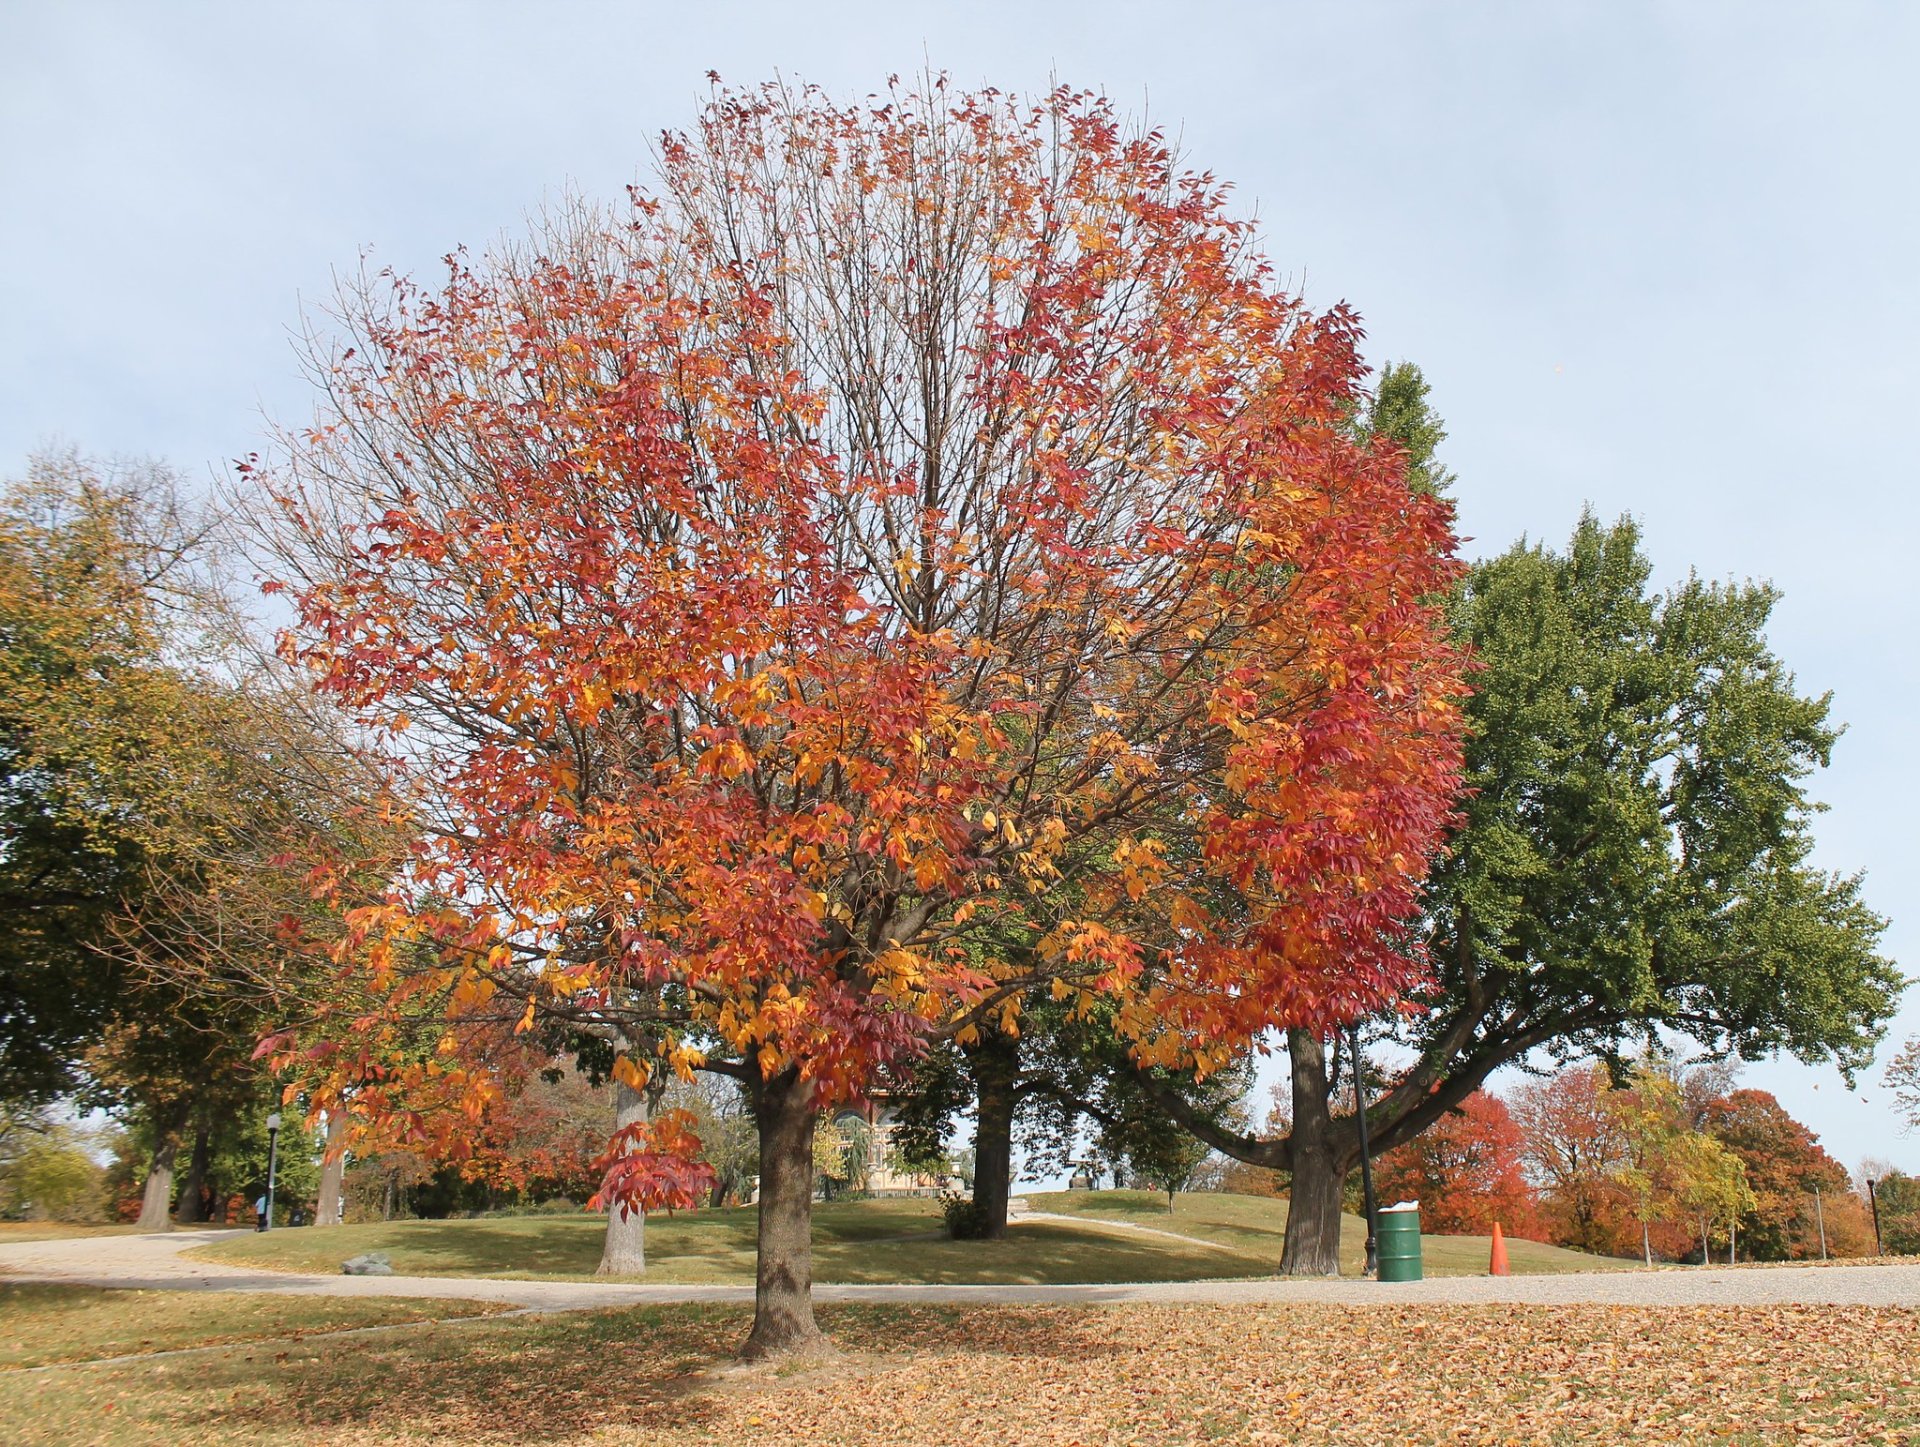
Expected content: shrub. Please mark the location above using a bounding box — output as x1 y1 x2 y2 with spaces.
941 1190 990 1240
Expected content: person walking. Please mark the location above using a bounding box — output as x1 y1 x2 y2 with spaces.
253 1193 268 1232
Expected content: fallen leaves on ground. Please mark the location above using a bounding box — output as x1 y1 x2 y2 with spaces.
2 1301 1914 1445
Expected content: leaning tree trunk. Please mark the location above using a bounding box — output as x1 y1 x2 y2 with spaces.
313 1110 349 1226
966 1031 1022 1240
596 1073 650 1276
1280 1030 1349 1276
136 1101 192 1231
173 1118 212 1224
741 1066 824 1359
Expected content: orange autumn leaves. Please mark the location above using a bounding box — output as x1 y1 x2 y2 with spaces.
255 79 1468 1199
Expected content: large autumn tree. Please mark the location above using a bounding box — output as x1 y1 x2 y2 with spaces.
249 79 1466 1356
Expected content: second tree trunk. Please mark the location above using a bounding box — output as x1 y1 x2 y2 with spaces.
596 1074 650 1276
741 1067 824 1359
966 1032 1021 1240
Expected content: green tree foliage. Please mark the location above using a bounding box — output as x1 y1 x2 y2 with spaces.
1365 361 1456 496
1 452 392 1230
1155 370 1899 1272
1869 1171 1920 1256
0 454 216 1102
0 1112 106 1222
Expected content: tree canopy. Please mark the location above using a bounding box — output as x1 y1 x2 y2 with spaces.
248 78 1467 1353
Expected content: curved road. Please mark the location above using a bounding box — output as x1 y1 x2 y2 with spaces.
4 1229 1919 1311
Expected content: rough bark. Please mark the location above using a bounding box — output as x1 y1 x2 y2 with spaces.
1279 1031 1348 1275
173 1118 211 1224
136 1102 191 1231
596 1074 650 1276
965 1031 1021 1240
314 1110 349 1227
741 1067 824 1359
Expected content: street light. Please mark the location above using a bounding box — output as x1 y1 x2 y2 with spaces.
265 1112 282 1233
1867 1177 1884 1258
1348 1023 1379 1278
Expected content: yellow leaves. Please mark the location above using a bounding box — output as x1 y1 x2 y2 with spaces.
612 1055 652 1092
666 1041 707 1081
872 947 929 1004
576 681 610 717
696 738 754 781
1168 892 1211 934
911 851 946 892
450 973 496 1011
1111 835 1168 903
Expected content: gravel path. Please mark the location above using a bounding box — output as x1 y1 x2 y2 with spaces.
4 1227 1918 1312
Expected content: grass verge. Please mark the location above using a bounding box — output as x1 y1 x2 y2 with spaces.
0 1284 506 1369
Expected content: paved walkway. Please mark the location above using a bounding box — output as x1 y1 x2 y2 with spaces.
4 1228 1918 1311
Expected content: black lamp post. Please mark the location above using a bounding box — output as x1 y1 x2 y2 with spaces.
1868 1177 1884 1257
265 1112 282 1233
1348 1023 1378 1277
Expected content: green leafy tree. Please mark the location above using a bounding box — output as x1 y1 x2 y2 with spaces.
1145 372 1898 1272
0 453 217 1103
1867 1171 1920 1256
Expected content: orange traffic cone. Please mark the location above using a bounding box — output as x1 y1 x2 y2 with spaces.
1489 1220 1510 1276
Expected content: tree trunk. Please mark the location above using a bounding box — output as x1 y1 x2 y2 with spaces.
1642 1219 1653 1268
314 1111 349 1226
1280 1031 1348 1276
1700 1214 1710 1266
596 1074 650 1276
965 1031 1021 1241
173 1118 211 1225
741 1067 824 1359
136 1102 191 1231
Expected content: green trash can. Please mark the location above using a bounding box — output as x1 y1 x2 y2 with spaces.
1376 1202 1422 1282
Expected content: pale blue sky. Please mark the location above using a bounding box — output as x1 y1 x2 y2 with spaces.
5 2 1915 1176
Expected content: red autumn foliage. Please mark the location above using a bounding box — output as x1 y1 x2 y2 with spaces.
249 77 1468 1350
1373 1090 1540 1239
1701 1088 1875 1259
589 1109 717 1218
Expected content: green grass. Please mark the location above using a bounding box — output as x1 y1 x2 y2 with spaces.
0 1284 505 1369
189 1196 1281 1284
0 1222 153 1244
188 1191 1628 1284
1024 1189 1636 1275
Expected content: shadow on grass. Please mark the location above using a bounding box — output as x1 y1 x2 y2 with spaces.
4 1302 1281 1444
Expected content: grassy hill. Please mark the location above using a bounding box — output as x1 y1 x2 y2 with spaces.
189 1190 1629 1283
1023 1190 1631 1276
